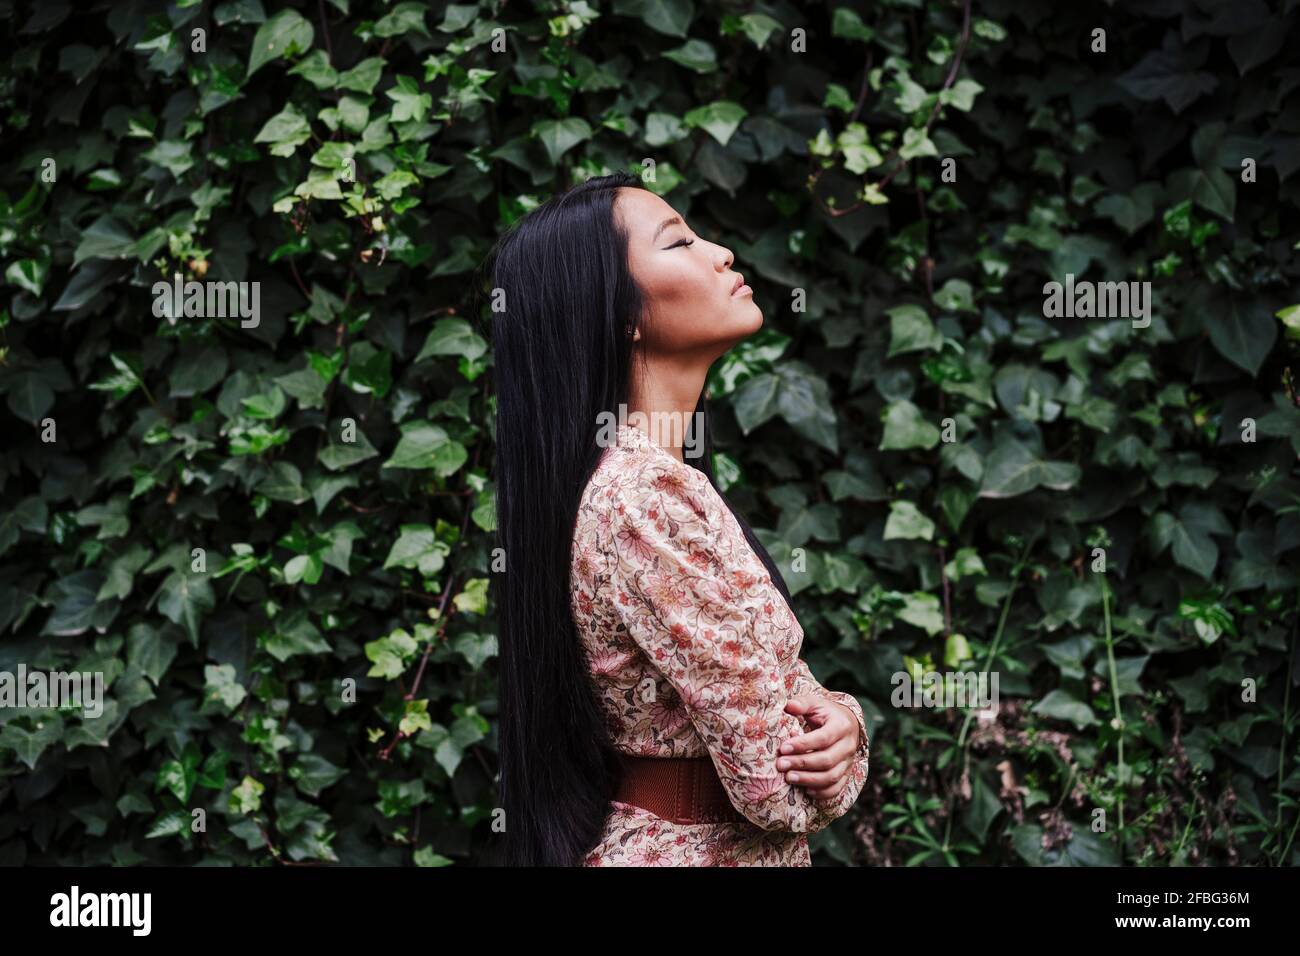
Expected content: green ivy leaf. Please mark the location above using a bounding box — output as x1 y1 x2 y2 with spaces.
0 720 64 770
733 362 837 452
338 57 385 94
978 438 1080 498
155 570 215 644
254 103 312 156
204 664 247 711
887 304 943 356
374 2 430 38
6 258 49 296
662 39 717 73
383 526 450 577
287 49 338 89
1032 689 1098 730
248 9 315 77
530 117 593 163
318 428 380 471
386 75 432 123
415 317 488 362
1206 290 1275 375
880 400 941 450
617 0 694 38
1151 503 1230 579
366 627 420 678
899 592 944 635
452 578 488 616
683 100 747 146
884 500 935 541
383 421 468 476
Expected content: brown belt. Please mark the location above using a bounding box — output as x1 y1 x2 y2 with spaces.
613 754 748 825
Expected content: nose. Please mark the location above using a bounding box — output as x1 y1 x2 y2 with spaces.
717 245 733 270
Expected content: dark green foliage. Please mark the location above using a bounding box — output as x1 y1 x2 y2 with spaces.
1 0 1298 866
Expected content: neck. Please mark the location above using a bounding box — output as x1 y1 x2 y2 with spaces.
626 354 709 463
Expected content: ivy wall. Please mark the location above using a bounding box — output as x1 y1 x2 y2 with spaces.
1 0 1299 865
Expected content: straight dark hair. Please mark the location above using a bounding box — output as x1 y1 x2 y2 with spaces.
484 171 793 867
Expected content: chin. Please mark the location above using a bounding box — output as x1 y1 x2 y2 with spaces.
710 309 763 355
697 301 764 357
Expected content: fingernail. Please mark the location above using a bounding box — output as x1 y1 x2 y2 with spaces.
780 743 791 754
788 772 799 782
777 759 788 770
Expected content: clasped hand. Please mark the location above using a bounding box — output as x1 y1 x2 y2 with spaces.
778 695 860 802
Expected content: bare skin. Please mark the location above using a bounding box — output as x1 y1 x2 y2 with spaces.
614 186 860 801
780 695 860 801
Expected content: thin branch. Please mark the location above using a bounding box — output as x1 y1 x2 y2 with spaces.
939 544 952 638
288 259 311 300
849 51 875 123
317 0 334 61
377 441 484 761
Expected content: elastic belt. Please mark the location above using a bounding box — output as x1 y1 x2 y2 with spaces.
613 754 748 825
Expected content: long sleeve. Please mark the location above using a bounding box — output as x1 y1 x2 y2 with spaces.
602 456 851 833
785 655 870 818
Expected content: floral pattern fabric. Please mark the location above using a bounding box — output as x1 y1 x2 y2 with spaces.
572 424 870 866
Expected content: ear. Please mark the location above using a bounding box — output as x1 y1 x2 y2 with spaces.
631 327 642 342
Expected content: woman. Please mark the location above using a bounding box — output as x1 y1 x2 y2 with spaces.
487 171 869 866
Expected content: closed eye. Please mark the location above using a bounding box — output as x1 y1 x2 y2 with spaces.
666 238 695 249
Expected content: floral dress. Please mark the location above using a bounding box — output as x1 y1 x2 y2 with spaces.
572 423 870 866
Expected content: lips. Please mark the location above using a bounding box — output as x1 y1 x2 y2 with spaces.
730 273 745 294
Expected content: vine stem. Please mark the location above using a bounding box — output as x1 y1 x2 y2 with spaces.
410 440 482 695
317 0 334 61
956 534 1036 750
938 544 952 638
1275 606 1297 864
136 376 163 418
942 535 1036 853
1280 802 1300 867
289 259 312 300
1101 572 1125 861
377 441 483 760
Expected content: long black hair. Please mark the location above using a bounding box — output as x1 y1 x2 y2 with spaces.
484 171 793 867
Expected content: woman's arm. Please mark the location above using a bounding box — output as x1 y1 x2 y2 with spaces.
784 657 871 814
602 459 850 833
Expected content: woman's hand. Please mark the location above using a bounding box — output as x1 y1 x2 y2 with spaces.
777 695 861 801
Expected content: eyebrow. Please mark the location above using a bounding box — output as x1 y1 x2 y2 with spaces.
652 216 683 243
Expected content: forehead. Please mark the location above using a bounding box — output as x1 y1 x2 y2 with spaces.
616 188 682 238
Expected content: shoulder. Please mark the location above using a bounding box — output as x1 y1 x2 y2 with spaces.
589 443 718 523
579 446 740 582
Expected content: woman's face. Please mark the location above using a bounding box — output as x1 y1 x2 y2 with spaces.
616 187 763 361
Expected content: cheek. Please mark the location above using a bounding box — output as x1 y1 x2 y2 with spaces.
639 261 719 342
647 257 714 309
